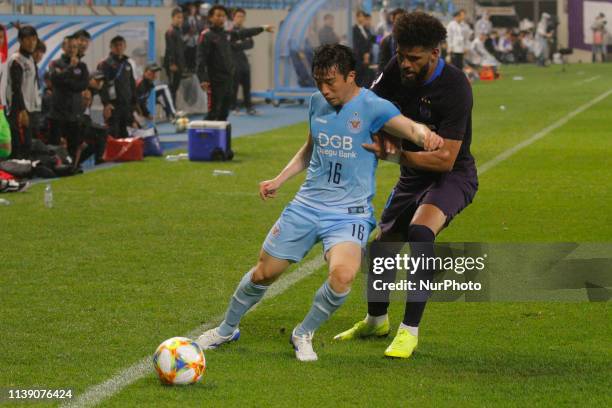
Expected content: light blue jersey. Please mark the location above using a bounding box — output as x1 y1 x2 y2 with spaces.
263 88 400 262
293 88 400 216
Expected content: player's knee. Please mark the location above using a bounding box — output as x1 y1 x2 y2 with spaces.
251 255 284 285
329 265 356 291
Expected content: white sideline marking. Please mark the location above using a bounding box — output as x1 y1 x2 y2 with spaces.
61 257 324 408
574 75 601 85
478 88 612 175
62 87 612 408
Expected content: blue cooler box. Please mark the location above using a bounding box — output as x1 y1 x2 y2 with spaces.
187 120 234 161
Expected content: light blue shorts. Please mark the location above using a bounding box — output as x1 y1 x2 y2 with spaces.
262 202 376 262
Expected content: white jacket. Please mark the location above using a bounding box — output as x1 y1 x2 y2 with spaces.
447 20 465 53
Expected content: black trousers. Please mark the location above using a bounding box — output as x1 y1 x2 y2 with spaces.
185 46 197 72
450 53 464 69
49 118 81 158
9 111 33 159
166 69 183 105
206 78 233 121
232 68 252 110
106 107 133 139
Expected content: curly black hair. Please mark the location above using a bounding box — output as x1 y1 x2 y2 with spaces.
311 44 356 78
393 11 447 49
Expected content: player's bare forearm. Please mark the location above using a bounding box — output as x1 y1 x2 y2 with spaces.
401 139 462 172
382 115 443 151
274 136 313 185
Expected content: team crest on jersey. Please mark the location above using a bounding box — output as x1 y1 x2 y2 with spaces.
347 112 362 134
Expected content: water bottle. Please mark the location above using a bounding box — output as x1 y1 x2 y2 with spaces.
213 170 234 176
44 183 53 209
0 198 10 206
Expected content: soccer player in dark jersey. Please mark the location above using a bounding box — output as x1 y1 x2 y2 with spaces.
335 11 478 358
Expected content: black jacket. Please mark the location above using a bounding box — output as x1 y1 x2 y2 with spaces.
352 24 375 63
197 26 263 83
49 54 89 122
230 27 259 73
97 53 137 108
164 25 186 72
135 78 155 117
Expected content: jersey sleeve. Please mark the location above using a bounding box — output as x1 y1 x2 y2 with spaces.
369 95 400 133
437 75 473 140
307 92 318 133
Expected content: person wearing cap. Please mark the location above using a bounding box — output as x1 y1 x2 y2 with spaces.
97 35 137 139
6 25 40 159
164 7 186 105
135 63 176 122
48 35 89 159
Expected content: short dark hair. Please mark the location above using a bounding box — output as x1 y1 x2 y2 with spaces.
171 7 183 17
18 25 37 40
312 44 356 79
356 10 365 18
208 4 228 18
393 12 447 49
73 29 91 39
390 8 405 18
35 40 46 53
323 13 334 21
110 35 126 46
233 8 246 16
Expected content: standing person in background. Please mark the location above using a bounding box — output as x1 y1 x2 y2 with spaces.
30 39 46 141
318 14 340 45
6 26 40 159
98 36 137 139
73 29 91 59
591 13 607 63
164 7 186 105
353 10 376 87
48 35 89 158
197 4 273 121
230 8 272 116
475 12 492 37
378 8 405 73
534 13 553 67
183 3 205 73
0 24 8 108
446 9 466 69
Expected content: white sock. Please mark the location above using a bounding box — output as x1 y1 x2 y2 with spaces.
399 322 418 337
365 313 388 326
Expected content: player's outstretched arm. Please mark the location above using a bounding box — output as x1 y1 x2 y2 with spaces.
363 133 462 172
259 133 314 201
382 115 444 151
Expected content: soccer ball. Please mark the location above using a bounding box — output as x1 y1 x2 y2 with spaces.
153 337 206 385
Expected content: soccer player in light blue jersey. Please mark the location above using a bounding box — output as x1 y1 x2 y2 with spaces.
197 44 443 361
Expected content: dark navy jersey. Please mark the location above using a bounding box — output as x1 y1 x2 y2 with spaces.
371 56 476 183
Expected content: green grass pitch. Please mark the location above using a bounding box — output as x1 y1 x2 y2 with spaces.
1 64 611 407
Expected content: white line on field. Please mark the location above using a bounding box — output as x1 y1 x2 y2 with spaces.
478 87 612 175
60 257 325 408
574 75 601 85
62 87 612 408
